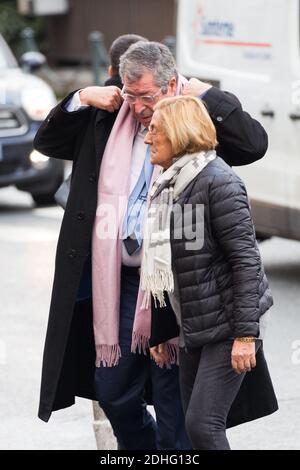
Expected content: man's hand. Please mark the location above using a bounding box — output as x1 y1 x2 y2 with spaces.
231 339 256 374
182 78 212 97
150 343 169 367
79 86 123 112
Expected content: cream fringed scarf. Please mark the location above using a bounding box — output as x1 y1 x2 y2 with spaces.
141 150 216 308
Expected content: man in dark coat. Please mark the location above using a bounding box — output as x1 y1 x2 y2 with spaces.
34 41 268 449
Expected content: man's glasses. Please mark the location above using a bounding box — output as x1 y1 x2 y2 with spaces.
121 87 164 105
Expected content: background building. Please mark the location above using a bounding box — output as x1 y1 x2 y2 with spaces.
18 0 177 65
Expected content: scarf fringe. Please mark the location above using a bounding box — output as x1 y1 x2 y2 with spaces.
131 331 150 355
151 342 179 369
141 268 174 309
165 342 179 367
95 344 121 367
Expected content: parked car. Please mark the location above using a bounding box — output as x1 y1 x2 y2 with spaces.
0 33 64 205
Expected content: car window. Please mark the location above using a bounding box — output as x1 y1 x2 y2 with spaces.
0 34 18 68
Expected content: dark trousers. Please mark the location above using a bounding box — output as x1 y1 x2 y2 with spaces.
179 340 261 450
94 266 190 450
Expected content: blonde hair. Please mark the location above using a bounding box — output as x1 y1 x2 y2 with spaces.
153 95 218 156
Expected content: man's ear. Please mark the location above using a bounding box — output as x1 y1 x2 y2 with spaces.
108 65 113 77
169 77 177 95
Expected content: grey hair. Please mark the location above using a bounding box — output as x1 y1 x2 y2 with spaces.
119 41 178 90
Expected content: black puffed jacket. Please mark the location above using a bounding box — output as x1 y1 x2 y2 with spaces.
152 156 273 349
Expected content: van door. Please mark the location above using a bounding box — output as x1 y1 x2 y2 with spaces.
278 0 300 238
237 0 300 240
176 0 300 240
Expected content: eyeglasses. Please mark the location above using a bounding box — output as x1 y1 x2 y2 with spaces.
121 87 163 105
147 124 161 136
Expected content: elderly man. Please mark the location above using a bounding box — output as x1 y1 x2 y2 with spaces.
34 41 268 450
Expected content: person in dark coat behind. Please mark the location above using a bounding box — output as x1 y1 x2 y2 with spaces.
143 95 278 450
105 34 148 89
34 41 270 449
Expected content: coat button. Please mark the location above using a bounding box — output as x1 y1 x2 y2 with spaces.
89 173 96 182
216 116 223 122
68 249 77 259
77 211 85 220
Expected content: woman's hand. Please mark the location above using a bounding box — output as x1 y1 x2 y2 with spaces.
231 339 256 374
150 343 168 367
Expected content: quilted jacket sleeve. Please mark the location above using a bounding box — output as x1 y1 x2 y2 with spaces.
209 170 261 337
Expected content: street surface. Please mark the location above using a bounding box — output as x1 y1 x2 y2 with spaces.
0 187 299 449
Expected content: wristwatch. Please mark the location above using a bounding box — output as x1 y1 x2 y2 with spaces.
235 337 256 343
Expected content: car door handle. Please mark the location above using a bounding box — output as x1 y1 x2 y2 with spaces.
260 109 275 117
289 113 300 121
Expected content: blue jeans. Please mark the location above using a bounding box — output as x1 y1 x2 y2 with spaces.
94 265 190 450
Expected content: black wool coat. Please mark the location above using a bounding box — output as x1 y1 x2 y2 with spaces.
34 87 269 422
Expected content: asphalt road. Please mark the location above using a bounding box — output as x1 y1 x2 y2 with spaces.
0 187 299 450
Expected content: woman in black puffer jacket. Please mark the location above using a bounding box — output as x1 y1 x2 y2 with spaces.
142 95 278 450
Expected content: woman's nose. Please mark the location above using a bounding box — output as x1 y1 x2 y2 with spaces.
144 131 152 145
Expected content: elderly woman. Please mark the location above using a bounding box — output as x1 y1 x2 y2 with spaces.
142 95 278 450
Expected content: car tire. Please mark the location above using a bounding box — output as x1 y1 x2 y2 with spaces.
255 231 271 243
31 192 58 206
30 167 65 206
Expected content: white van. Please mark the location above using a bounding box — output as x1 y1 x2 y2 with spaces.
176 0 300 240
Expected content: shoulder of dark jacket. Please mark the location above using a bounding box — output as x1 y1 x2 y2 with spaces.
193 156 242 186
201 86 241 122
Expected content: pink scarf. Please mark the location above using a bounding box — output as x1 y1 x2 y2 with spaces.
92 76 186 367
